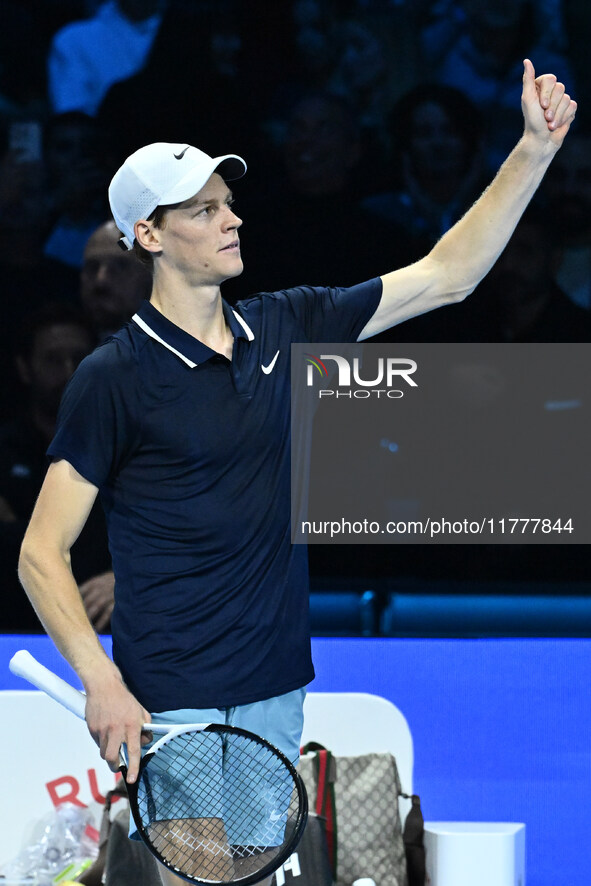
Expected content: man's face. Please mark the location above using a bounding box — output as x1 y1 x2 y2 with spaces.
81 222 151 332
149 173 243 285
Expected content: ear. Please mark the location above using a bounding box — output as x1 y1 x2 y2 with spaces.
134 219 163 254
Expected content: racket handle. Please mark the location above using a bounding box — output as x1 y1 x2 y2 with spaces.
9 649 87 720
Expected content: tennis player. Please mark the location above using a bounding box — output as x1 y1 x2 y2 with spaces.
18 60 575 885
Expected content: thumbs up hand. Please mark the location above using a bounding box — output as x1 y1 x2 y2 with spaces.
521 58 577 150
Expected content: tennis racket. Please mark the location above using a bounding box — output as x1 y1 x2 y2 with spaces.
9 649 308 885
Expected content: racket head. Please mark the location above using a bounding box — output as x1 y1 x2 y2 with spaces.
125 723 308 885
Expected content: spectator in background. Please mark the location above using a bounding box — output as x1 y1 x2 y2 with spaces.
540 133 591 311
81 220 152 341
0 304 112 631
43 112 112 271
48 0 165 117
363 84 487 261
421 0 574 172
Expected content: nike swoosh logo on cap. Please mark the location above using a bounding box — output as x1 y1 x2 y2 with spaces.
174 146 190 160
261 350 280 374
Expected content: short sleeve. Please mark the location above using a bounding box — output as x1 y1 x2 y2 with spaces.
265 278 383 343
47 340 141 488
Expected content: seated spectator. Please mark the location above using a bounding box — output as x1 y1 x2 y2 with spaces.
363 84 487 260
0 304 113 631
48 0 165 117
81 220 152 340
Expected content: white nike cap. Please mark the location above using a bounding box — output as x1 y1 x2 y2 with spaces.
108 142 247 249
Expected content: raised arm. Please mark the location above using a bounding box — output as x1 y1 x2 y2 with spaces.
18 459 150 782
359 59 577 339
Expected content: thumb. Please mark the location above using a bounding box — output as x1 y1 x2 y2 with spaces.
522 58 536 98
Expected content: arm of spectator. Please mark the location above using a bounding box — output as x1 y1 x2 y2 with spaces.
359 60 577 339
18 459 150 782
79 570 115 632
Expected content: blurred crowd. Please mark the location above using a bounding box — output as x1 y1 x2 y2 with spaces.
1 0 590 630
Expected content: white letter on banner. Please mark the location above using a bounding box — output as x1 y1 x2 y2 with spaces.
386 358 418 386
352 356 384 386
320 355 350 386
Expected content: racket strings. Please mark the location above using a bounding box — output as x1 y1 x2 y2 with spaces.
135 728 302 883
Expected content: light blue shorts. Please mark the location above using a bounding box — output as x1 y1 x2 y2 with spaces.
130 687 305 844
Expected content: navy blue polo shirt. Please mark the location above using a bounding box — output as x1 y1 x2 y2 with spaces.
48 279 382 712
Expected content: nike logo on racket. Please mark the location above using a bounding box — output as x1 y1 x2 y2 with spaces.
174 146 190 159
261 350 280 374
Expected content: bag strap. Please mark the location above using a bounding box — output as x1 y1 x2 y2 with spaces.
301 743 338 876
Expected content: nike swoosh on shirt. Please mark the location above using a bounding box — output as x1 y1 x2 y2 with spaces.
261 350 280 374
174 146 190 159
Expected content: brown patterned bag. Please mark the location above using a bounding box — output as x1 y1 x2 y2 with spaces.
299 745 422 886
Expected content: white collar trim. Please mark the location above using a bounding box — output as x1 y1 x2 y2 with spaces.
132 313 198 368
232 310 255 341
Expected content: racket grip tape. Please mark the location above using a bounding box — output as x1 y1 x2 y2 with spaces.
9 649 87 720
